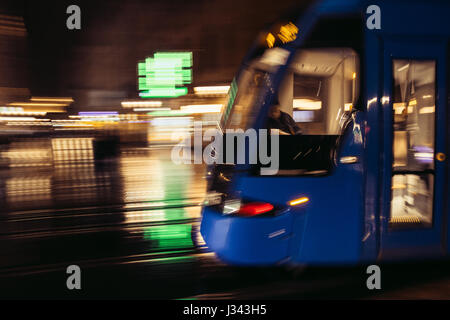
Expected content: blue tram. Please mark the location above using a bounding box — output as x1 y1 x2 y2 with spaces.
200 0 450 266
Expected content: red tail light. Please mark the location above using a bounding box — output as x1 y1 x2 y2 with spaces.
237 202 274 216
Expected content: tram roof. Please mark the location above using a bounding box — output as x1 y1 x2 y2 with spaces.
312 0 450 36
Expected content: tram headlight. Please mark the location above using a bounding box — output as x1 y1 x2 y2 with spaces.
223 199 241 214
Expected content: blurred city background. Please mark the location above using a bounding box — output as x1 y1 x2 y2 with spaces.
0 0 304 211
0 0 449 299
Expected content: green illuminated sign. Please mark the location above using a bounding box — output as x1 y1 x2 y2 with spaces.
138 52 192 98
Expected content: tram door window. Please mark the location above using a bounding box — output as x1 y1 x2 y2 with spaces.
390 60 436 228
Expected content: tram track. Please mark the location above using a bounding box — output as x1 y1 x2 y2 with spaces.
0 200 204 239
0 249 214 278
0 197 204 219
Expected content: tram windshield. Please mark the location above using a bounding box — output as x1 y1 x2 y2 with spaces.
273 47 359 173
221 16 362 173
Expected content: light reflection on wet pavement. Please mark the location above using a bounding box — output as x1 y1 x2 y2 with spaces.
0 144 212 297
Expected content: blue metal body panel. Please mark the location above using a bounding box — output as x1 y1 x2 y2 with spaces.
200 207 296 265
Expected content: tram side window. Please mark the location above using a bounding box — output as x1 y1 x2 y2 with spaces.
390 60 436 228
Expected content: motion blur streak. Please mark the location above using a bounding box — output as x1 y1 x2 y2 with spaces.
0 0 448 300
0 142 206 266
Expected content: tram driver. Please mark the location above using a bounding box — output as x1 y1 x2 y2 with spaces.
267 103 302 135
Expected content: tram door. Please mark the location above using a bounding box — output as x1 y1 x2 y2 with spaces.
379 38 448 259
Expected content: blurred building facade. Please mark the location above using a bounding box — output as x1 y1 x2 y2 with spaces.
0 1 29 106
20 0 304 112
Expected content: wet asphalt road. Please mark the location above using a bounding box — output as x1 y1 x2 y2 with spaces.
0 145 449 299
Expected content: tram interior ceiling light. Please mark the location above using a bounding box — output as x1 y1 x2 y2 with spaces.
419 106 435 114
397 63 410 72
293 98 322 110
